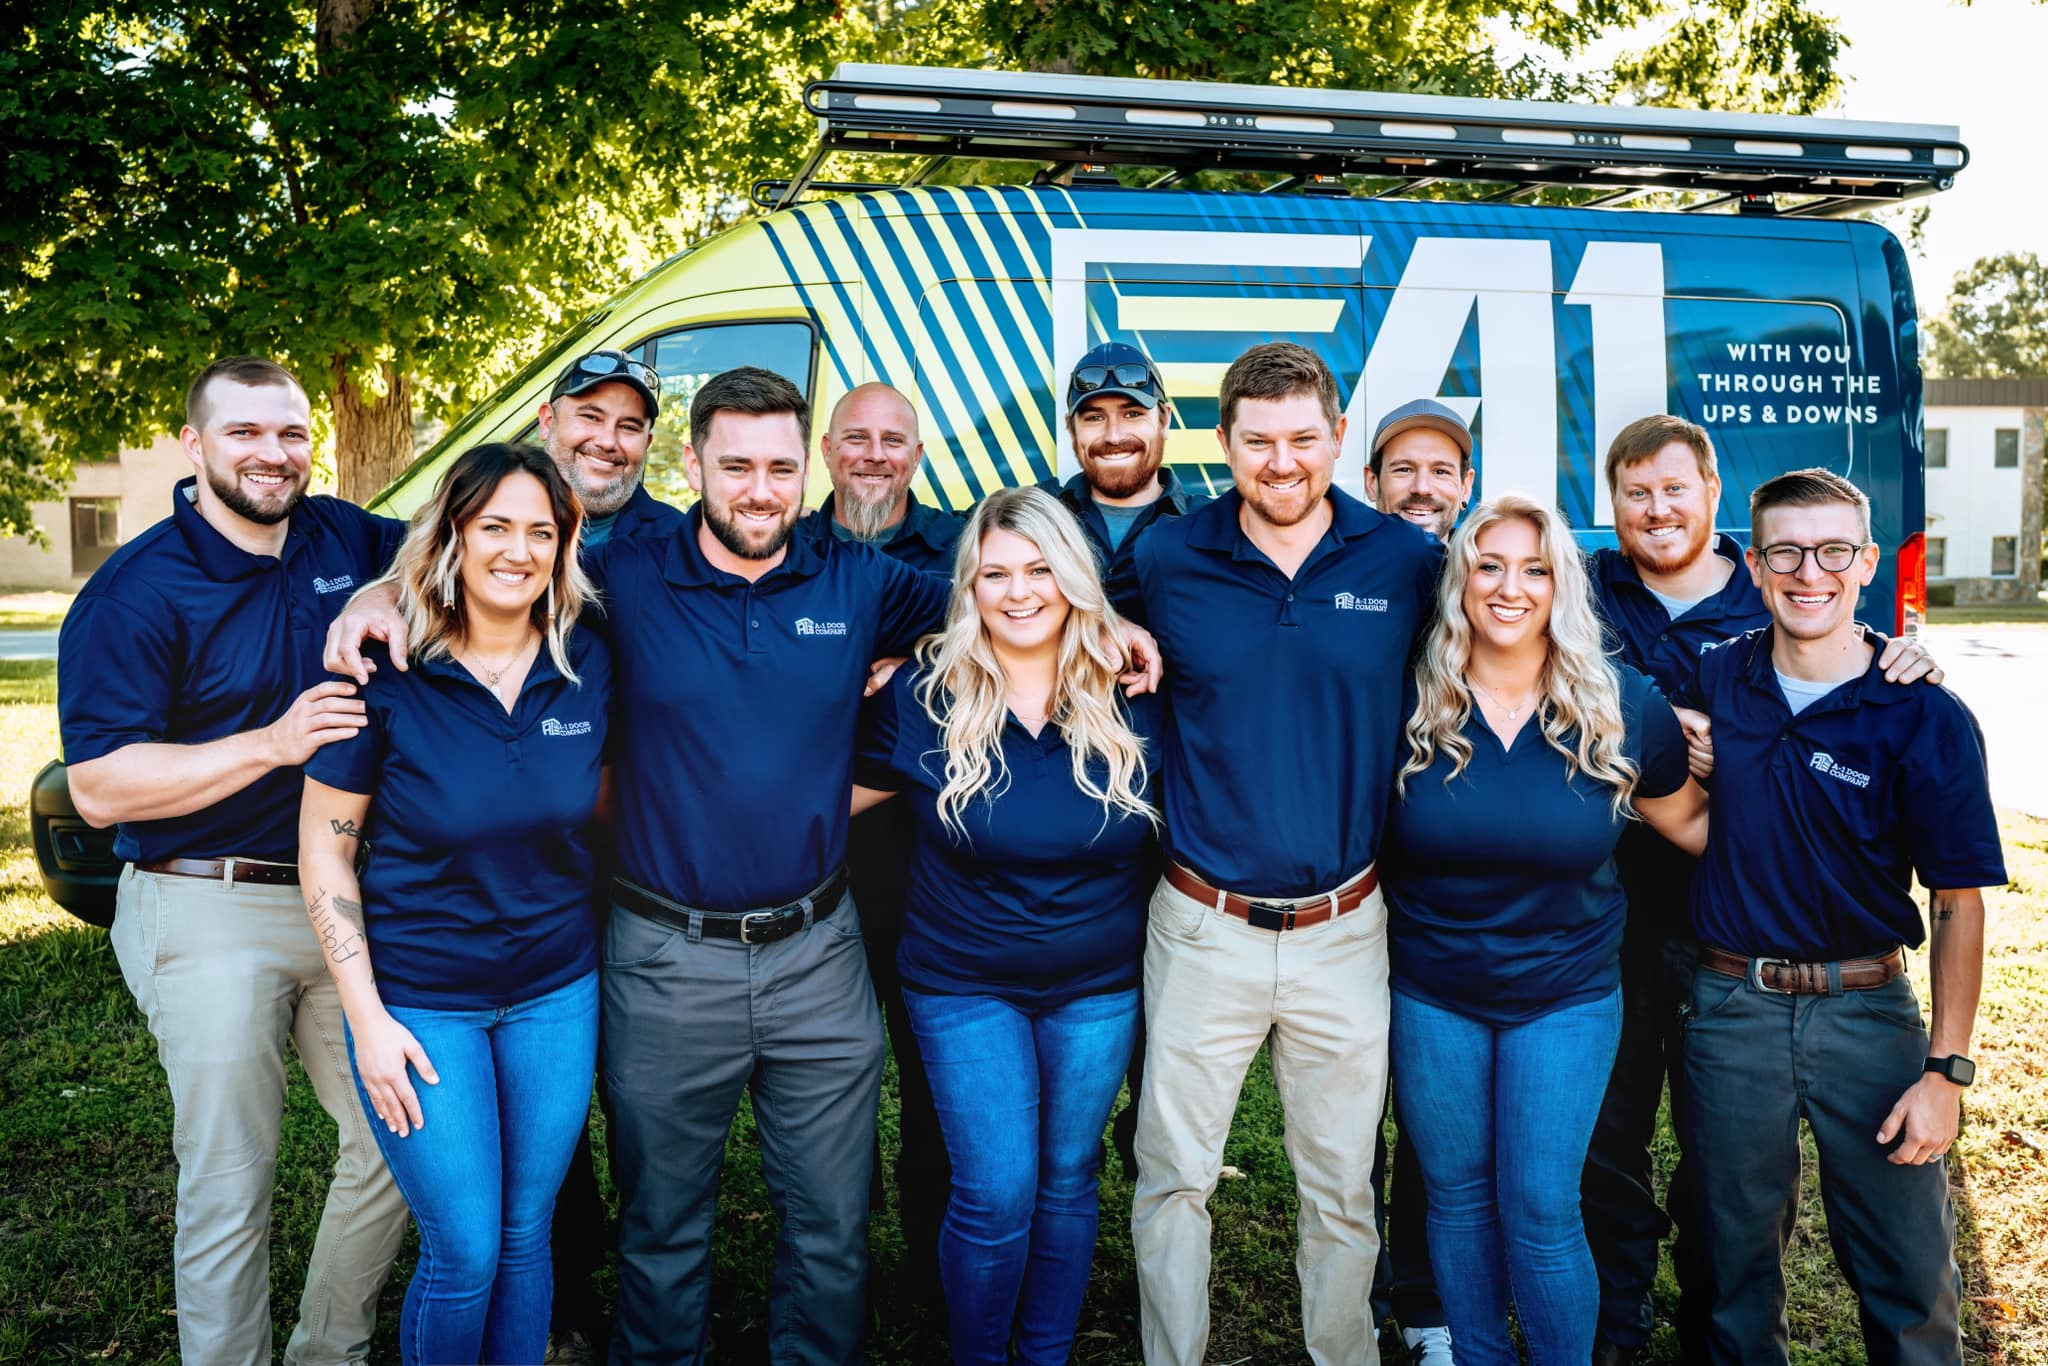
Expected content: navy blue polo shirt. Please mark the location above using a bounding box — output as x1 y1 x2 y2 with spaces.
1589 535 1769 694
856 666 1163 1008
1043 467 1207 614
802 490 966 576
1383 667 1689 1025
304 632 610 1009
588 510 950 912
1680 628 2007 960
59 480 404 863
584 483 687 550
1130 488 1442 897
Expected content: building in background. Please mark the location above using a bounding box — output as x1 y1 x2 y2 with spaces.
0 437 187 590
1923 377 2046 606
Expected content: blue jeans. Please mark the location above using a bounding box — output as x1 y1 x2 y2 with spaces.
349 970 598 1366
1391 987 1623 1366
904 986 1140 1366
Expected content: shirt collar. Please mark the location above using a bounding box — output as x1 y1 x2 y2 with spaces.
1056 465 1198 517
171 476 307 581
812 489 955 555
1609 533 1754 619
413 634 568 694
610 484 666 537
1738 625 1917 711
1184 485 1382 559
663 506 827 589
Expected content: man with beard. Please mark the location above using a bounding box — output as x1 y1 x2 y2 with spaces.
59 356 410 1366
1128 342 1441 1366
1365 398 1476 540
537 348 682 548
1582 415 1937 1365
799 381 964 1309
589 367 954 1364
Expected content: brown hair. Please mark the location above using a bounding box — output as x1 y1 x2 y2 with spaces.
1218 342 1341 438
1749 467 1870 541
689 366 810 451
1603 414 1717 494
185 356 305 431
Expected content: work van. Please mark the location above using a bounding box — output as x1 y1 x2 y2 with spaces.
37 64 1966 922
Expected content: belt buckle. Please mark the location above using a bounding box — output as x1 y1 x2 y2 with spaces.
739 911 780 945
1747 956 1793 994
1246 900 1298 933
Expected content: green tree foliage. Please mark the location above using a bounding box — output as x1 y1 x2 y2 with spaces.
0 408 69 548
1923 253 2048 380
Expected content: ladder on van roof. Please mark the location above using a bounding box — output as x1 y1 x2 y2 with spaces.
761 63 1967 219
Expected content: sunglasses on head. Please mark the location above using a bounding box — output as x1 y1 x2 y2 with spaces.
565 351 659 393
1070 362 1159 396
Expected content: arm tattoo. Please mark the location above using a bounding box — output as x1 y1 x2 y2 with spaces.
1933 906 1954 922
306 887 368 967
330 818 362 840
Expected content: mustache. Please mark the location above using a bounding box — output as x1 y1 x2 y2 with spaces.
1398 495 1448 512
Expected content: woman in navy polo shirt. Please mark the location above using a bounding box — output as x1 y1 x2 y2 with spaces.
853 486 1160 1366
298 443 608 1366
1383 495 1704 1366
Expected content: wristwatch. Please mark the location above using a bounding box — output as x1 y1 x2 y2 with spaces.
1924 1054 1975 1087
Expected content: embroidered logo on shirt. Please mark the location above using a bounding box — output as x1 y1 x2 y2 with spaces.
1332 592 1389 613
794 617 849 637
541 718 593 738
312 574 356 595
1809 751 1870 789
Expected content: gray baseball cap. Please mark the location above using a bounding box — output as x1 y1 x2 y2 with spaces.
1371 398 1472 465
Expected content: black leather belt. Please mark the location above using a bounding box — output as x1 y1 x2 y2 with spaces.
138 857 298 887
611 869 848 945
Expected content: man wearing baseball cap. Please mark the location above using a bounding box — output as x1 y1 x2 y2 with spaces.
537 348 682 549
1365 397 1475 540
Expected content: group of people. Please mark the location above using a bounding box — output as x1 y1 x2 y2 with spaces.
57 332 2003 1366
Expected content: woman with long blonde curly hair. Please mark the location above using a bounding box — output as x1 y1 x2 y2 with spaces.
1381 494 1706 1366
852 485 1160 1365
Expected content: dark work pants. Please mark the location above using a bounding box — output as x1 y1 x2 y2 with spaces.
602 888 885 1366
846 803 950 1294
1369 1090 1446 1332
1679 964 1961 1366
1584 835 1707 1352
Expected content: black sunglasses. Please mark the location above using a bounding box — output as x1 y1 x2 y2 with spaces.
1070 362 1159 397
565 351 659 392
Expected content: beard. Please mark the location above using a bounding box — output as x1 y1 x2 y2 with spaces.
1622 517 1713 576
549 437 643 518
1077 433 1166 501
703 495 798 561
1396 494 1456 537
207 463 305 526
1238 466 1331 529
837 468 909 541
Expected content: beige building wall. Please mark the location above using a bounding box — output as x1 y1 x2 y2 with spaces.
0 437 189 590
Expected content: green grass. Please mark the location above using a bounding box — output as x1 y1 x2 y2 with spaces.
1927 597 2048 627
1 655 2042 1363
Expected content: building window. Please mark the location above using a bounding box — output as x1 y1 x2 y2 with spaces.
1991 536 2017 577
1926 428 1948 468
70 498 120 577
1925 536 1947 578
1994 428 2020 468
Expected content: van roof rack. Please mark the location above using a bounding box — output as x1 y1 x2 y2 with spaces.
765 63 1967 218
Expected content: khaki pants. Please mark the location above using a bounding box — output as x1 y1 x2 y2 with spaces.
1132 872 1391 1366
110 865 409 1365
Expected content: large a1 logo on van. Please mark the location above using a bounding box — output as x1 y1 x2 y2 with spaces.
1047 228 1664 526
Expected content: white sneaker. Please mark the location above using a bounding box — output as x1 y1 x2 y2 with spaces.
1403 1324 1456 1366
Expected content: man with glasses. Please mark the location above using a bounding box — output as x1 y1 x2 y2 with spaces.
1673 468 2000 1365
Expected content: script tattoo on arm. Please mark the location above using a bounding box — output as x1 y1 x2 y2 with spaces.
330 818 362 840
307 887 368 967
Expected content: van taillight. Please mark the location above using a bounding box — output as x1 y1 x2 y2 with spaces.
1896 531 1925 638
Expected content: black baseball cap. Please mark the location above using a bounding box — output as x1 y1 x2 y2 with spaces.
1066 342 1166 416
549 349 660 421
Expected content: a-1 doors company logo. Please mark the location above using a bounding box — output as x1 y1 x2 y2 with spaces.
794 617 849 637
1333 592 1389 613
1809 751 1871 790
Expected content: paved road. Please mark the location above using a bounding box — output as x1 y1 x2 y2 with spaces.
0 630 58 660
1923 623 2048 820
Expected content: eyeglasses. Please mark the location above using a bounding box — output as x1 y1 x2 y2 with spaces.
1756 541 1870 574
1070 362 1159 397
563 351 660 393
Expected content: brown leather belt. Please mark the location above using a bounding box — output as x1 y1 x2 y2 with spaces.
1165 862 1379 933
1697 943 1905 994
138 857 300 888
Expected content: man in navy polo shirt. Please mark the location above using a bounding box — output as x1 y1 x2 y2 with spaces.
797 381 965 1309
1580 416 1938 1365
591 367 953 1365
538 347 684 549
59 356 409 1366
1676 467 2002 1365
1127 341 1441 1366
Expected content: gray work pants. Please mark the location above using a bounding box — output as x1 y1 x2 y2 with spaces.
110 864 409 1366
601 886 884 1366
1678 961 1962 1366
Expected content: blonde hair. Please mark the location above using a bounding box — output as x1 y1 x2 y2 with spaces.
360 443 595 683
913 486 1157 841
1398 494 1639 815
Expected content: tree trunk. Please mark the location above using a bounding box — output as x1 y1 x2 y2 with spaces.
331 358 414 505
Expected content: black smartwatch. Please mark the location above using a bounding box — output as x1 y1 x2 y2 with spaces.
1924 1055 1975 1087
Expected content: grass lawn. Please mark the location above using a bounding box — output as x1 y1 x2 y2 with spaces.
1 654 2043 1363
1927 598 2048 628
0 591 75 630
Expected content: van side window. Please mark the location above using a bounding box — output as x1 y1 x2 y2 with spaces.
641 323 817 508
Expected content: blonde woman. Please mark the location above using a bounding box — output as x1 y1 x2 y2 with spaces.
852 485 1160 1366
298 443 607 1366
1381 495 1705 1366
